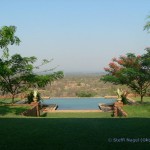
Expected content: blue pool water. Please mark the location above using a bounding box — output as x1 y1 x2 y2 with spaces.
41 98 116 110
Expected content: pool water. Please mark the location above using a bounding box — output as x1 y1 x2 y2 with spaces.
41 98 116 110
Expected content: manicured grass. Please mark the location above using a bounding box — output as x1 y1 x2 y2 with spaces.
0 98 20 104
0 101 150 149
0 118 150 150
132 96 150 102
123 103 150 118
42 112 112 118
0 105 31 117
123 96 150 118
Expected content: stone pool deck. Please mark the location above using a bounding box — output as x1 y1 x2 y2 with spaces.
45 110 102 112
42 104 58 112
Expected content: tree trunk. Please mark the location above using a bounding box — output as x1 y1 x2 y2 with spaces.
12 95 15 104
140 95 144 103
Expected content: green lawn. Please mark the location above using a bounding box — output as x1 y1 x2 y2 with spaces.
132 96 150 102
42 112 112 118
0 99 150 150
123 103 150 118
122 96 150 118
0 98 20 104
0 118 150 150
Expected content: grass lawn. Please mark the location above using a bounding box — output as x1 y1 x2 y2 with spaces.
132 96 150 102
0 105 31 117
123 103 150 118
0 118 150 150
0 97 150 149
42 112 112 118
0 98 20 104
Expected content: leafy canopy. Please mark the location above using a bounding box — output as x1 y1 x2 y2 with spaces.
0 54 37 98
0 26 20 58
101 50 150 102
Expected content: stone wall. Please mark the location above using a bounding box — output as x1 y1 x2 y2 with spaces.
21 102 40 117
113 102 128 117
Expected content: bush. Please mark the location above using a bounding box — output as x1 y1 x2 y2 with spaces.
121 95 129 104
27 91 41 104
76 91 96 97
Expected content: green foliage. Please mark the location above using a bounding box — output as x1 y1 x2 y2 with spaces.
101 51 150 102
0 53 64 103
121 95 129 104
0 26 20 58
34 71 64 88
0 54 37 103
27 91 41 104
141 47 150 75
76 91 96 97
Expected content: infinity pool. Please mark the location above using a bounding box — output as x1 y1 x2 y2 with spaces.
41 98 116 110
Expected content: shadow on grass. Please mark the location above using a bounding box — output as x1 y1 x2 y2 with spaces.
0 118 150 150
40 112 47 117
0 105 29 116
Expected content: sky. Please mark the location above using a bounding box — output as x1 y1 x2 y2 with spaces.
0 0 150 73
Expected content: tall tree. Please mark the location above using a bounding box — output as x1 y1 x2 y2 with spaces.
101 50 150 102
0 26 64 103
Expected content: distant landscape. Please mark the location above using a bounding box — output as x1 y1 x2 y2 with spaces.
39 73 132 98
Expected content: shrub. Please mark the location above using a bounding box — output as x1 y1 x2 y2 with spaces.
121 95 129 104
27 91 41 104
76 91 96 97
77 82 81 86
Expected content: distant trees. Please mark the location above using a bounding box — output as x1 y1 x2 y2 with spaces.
101 50 150 102
0 26 64 103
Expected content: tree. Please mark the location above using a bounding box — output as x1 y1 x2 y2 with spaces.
0 26 64 103
0 54 36 103
101 50 150 102
0 53 64 103
0 26 20 58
